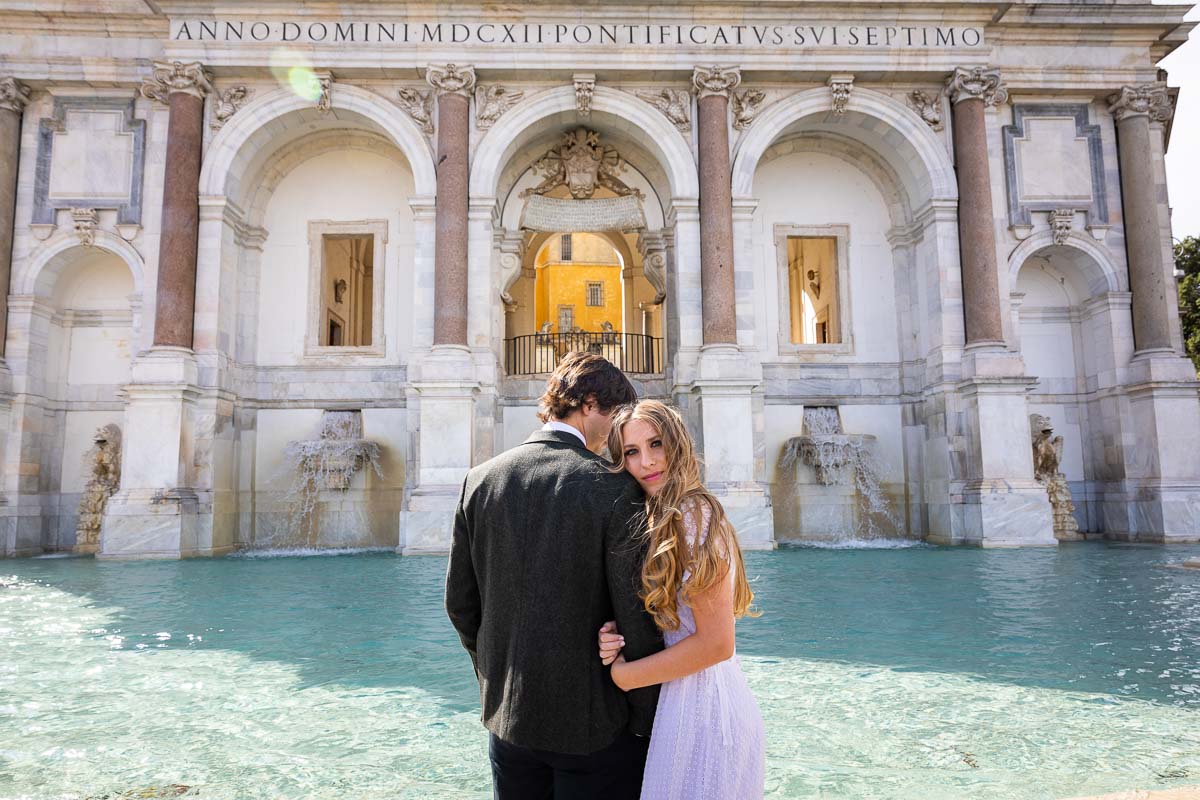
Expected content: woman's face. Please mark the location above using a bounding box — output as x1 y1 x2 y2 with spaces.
621 418 668 496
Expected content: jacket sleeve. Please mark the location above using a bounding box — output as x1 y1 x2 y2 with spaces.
605 482 664 735
444 479 482 673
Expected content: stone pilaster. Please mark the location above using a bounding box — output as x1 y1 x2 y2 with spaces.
937 67 1055 547
686 66 773 549
99 62 217 560
946 66 1007 348
427 64 474 348
398 65 480 555
0 77 30 362
141 60 212 350
1103 84 1200 542
693 65 739 345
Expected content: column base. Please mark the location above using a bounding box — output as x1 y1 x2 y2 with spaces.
942 480 1058 547
398 487 457 555
709 481 775 550
98 488 224 560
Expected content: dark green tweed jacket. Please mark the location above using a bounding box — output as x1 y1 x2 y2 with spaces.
445 429 664 756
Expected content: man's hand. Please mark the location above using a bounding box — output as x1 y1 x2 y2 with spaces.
598 620 625 666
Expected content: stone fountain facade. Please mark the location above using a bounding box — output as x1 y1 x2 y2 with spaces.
0 1 1197 558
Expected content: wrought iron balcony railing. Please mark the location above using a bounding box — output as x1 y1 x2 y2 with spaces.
504 331 664 376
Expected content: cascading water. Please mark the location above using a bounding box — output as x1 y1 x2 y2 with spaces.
254 410 385 552
777 407 908 545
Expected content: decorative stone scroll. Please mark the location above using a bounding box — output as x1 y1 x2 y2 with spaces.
426 63 476 97
636 88 691 133
945 66 1008 107
732 89 766 130
521 128 643 200
316 75 332 114
139 60 213 104
395 87 434 136
475 85 523 129
0 77 31 113
828 74 854 114
71 207 98 246
1049 209 1075 245
574 74 595 118
211 85 251 131
1106 84 1173 123
692 65 741 99
520 194 646 233
906 89 943 131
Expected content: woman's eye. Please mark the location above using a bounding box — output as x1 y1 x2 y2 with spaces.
624 449 637 457
651 440 662 448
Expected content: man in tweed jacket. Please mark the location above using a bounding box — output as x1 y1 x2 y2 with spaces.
446 352 664 799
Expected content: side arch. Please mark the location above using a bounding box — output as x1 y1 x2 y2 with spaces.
199 84 436 203
1007 230 1126 298
731 86 957 207
19 231 146 298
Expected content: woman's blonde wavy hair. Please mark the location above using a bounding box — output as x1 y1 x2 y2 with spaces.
607 400 760 632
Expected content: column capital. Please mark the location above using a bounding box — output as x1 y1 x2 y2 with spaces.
426 64 476 98
0 77 31 114
139 60 213 105
1107 83 1173 124
946 66 1008 107
692 65 741 100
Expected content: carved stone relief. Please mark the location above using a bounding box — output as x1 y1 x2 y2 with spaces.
211 85 252 131
521 128 642 200
946 66 1008 107
395 88 434 136
475 85 524 129
732 89 766 130
906 90 943 131
635 89 691 133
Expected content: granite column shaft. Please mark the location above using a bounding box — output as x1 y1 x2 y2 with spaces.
0 78 30 359
1113 101 1172 352
432 88 470 347
695 82 737 345
950 94 1005 347
144 65 209 350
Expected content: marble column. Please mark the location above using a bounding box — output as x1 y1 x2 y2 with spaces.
427 64 474 348
946 67 1008 347
1108 84 1175 354
140 61 212 350
693 65 740 345
0 77 30 360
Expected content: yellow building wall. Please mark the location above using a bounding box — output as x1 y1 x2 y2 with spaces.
535 263 623 333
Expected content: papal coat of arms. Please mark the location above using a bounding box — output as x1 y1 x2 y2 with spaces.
522 128 643 200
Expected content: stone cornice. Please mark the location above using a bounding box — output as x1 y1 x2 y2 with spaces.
692 65 741 100
945 66 1007 107
139 60 213 104
426 63 476 97
0 77 31 113
1107 83 1173 124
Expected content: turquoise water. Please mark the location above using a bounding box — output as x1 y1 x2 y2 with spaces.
2 543 1200 799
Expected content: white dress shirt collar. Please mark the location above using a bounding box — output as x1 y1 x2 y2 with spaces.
542 420 587 447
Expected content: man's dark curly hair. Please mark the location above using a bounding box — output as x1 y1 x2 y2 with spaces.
537 351 637 423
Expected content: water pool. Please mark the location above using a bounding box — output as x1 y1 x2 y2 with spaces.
2 543 1199 799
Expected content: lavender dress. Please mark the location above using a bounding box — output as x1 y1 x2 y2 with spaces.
639 499 766 800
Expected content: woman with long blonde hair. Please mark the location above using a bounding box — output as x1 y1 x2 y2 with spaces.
597 399 765 799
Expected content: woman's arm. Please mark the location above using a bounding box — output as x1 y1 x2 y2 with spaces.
608 561 736 691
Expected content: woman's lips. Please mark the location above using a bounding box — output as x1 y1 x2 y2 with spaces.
642 471 662 482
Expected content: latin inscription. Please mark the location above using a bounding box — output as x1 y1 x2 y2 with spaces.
171 20 984 49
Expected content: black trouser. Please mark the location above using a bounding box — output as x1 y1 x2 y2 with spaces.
488 730 650 800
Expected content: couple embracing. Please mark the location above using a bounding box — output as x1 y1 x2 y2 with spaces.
446 352 765 799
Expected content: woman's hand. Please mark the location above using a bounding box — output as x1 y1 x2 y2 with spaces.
598 620 625 666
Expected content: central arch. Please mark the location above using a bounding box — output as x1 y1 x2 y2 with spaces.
470 85 699 201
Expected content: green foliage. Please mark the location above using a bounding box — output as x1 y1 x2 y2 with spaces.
1177 236 1200 374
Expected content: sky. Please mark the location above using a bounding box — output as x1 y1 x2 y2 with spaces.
1158 1 1200 241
